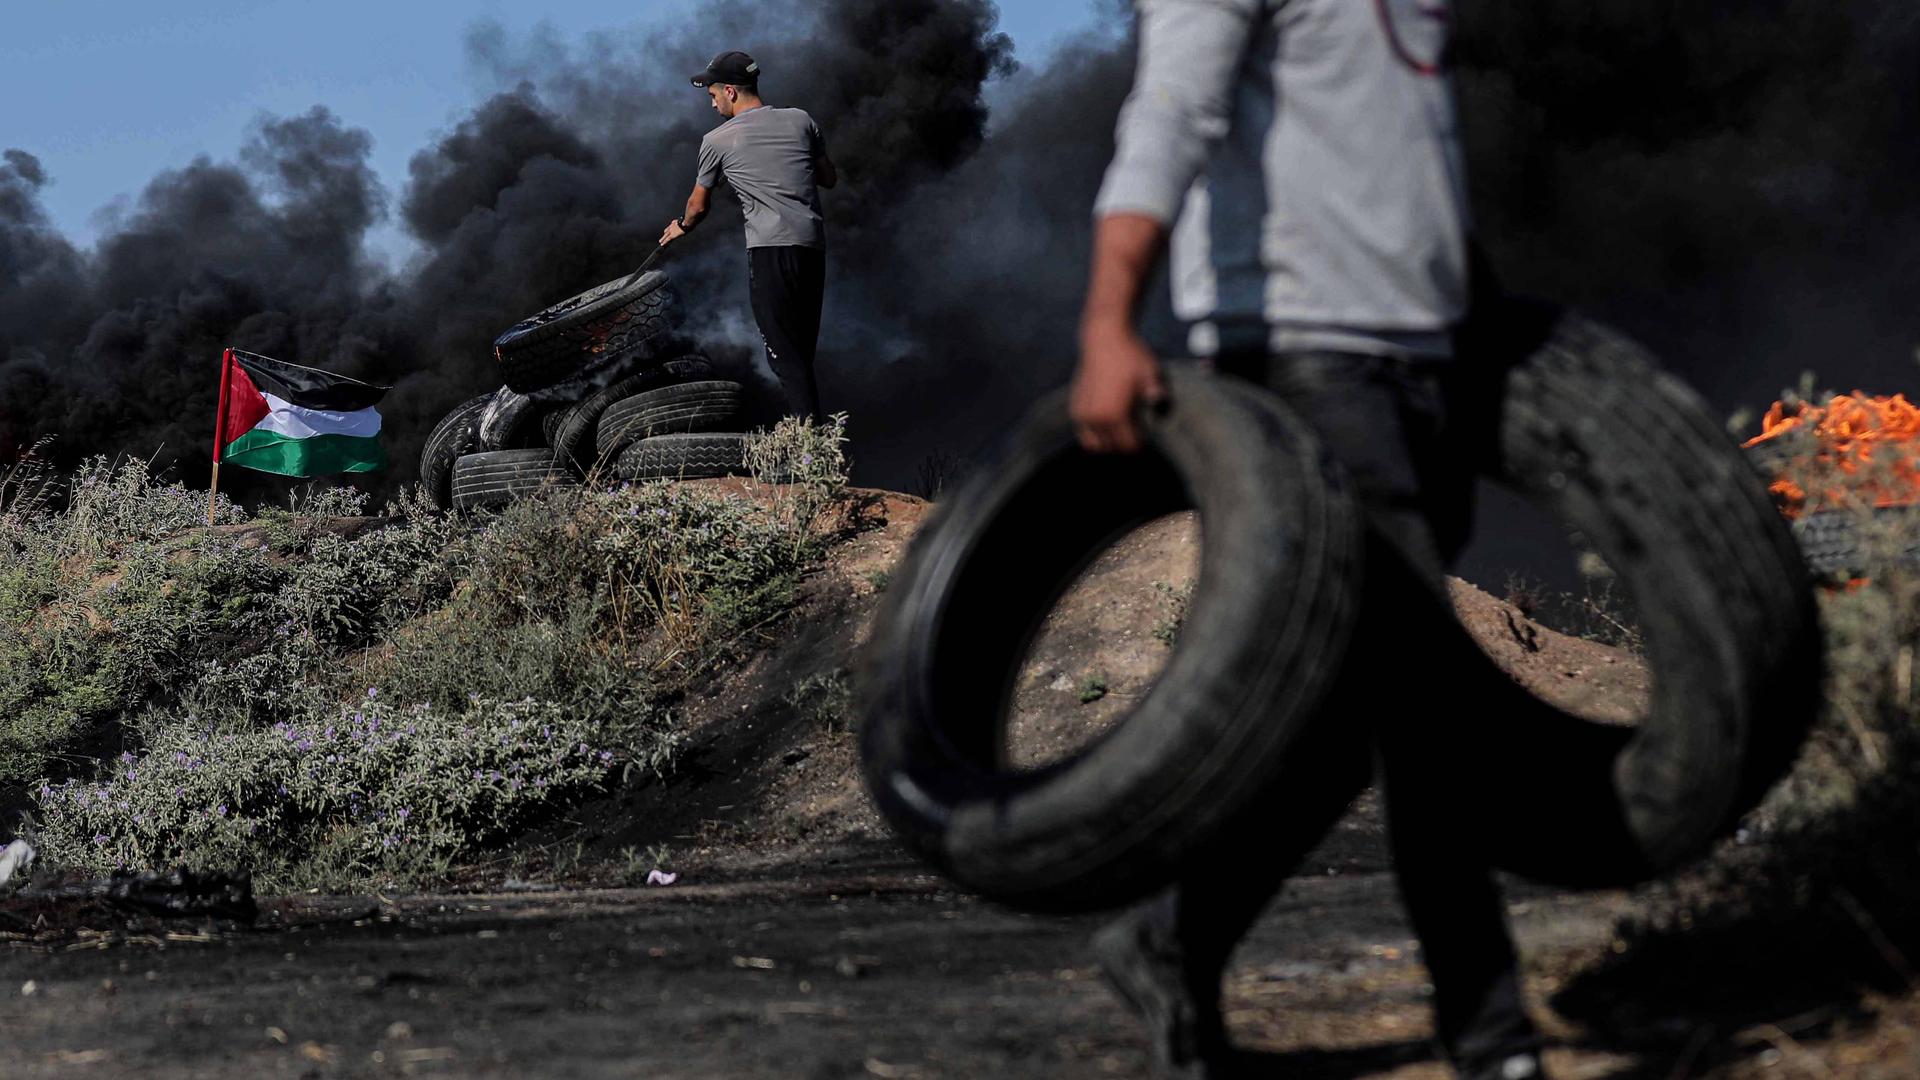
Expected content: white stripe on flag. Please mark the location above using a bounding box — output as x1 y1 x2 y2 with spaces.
256 394 383 440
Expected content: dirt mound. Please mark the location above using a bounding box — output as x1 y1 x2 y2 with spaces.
576 503 1647 872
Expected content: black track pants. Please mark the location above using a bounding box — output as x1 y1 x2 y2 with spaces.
1123 351 1538 1072
748 245 826 421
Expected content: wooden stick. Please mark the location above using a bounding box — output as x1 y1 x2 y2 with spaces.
208 349 234 527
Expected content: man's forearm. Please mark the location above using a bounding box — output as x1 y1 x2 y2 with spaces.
1080 213 1170 335
680 199 708 228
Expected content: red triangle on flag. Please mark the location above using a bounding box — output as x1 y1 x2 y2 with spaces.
221 364 272 450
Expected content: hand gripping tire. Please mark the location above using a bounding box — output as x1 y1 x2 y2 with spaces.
595 381 744 460
420 393 494 510
492 271 681 395
856 367 1364 913
1444 307 1824 887
450 449 579 510
615 433 749 481
548 357 717 475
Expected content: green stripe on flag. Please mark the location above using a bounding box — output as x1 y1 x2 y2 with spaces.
223 430 386 478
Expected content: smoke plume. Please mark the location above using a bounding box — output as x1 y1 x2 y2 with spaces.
2 0 1918 505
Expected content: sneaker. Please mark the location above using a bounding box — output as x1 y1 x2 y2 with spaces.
1092 911 1229 1079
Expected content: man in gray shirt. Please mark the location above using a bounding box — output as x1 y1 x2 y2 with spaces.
661 51 838 420
1073 3 1545 1080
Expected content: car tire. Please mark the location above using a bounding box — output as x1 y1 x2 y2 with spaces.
1442 306 1824 887
548 357 718 476
855 366 1365 913
492 271 680 395
614 433 749 481
596 381 744 461
450 449 579 510
419 394 493 510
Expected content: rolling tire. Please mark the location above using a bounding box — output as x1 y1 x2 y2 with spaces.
450 449 578 510
855 366 1365 913
596 381 744 460
419 394 493 510
548 357 717 476
615 433 749 481
492 271 680 394
1442 306 1824 888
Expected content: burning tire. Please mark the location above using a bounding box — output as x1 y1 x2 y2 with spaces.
595 381 744 460
549 357 718 474
492 271 680 395
450 449 578 510
419 393 493 510
856 367 1363 913
1447 307 1823 887
615 433 749 481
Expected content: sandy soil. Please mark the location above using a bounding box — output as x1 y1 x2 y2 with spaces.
2 491 1912 1078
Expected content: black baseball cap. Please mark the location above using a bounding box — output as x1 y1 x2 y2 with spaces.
691 51 760 88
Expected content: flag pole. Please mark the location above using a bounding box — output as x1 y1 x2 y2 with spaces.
208 348 234 527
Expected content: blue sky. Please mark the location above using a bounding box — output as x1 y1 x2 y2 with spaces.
2 1 1102 248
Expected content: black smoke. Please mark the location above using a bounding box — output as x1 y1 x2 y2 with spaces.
1454 0 1920 410
3 0 1918 504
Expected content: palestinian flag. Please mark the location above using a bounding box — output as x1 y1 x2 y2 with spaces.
215 349 390 477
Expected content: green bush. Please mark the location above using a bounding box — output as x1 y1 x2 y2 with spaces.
0 460 270 786
35 693 629 891
13 419 851 890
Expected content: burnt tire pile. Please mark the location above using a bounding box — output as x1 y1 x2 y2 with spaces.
1780 508 1920 577
857 307 1823 913
419 270 758 511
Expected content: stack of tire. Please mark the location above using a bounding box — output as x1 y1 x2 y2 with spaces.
419 269 758 511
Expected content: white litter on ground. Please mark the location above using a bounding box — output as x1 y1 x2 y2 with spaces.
0 838 36 890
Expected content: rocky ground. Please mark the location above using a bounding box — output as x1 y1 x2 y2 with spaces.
2 494 1913 1078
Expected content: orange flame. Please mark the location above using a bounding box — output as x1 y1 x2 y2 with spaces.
1743 393 1920 518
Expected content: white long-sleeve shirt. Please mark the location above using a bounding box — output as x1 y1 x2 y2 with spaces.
1094 0 1470 358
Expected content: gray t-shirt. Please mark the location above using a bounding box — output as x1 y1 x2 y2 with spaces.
696 106 828 250
1094 0 1469 358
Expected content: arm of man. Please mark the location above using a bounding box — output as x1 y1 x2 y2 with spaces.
659 183 712 246
1072 0 1260 453
662 136 726 246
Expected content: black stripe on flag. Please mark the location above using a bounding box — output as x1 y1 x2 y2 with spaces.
231 350 391 412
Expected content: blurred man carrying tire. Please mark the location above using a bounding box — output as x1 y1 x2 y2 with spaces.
661 50 838 422
1072 3 1546 1079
